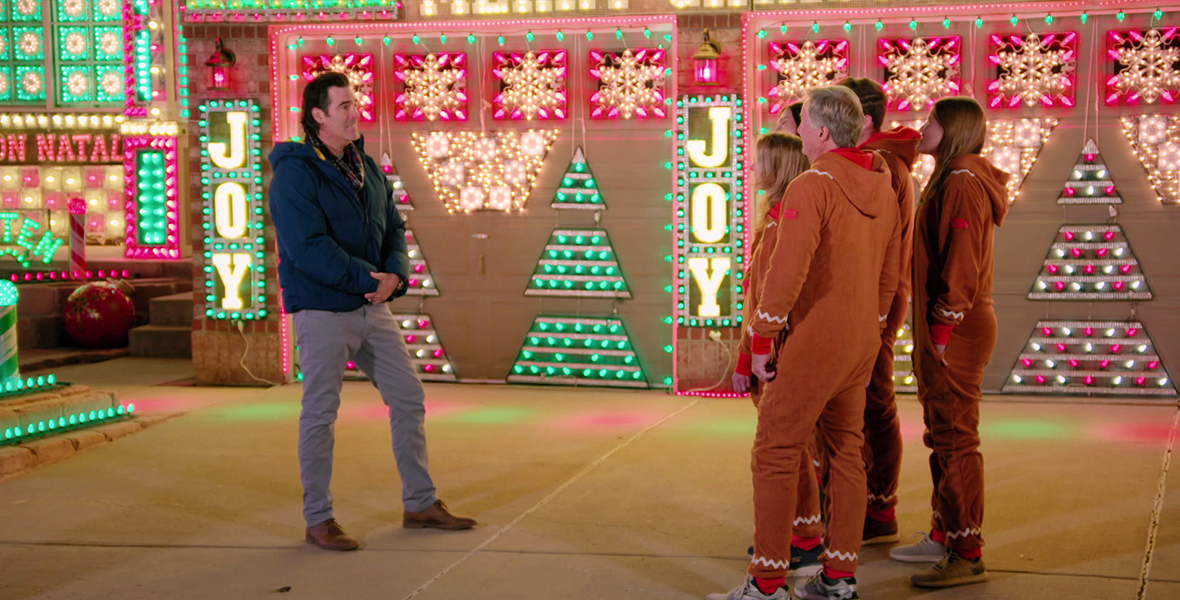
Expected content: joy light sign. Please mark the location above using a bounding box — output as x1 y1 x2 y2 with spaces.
199 100 267 320
673 95 744 328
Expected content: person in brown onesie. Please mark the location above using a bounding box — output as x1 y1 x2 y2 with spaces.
837 78 921 545
710 86 901 600
889 96 1007 589
732 133 825 580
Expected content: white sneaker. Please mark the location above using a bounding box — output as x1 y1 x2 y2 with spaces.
705 576 789 600
889 532 947 563
794 572 859 600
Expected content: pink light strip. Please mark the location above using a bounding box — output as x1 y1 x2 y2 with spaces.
123 135 182 260
740 1 1161 23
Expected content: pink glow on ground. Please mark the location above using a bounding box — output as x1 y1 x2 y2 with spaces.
121 396 205 414
554 409 666 431
1092 422 1177 445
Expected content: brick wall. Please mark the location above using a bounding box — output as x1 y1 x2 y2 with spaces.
185 24 285 385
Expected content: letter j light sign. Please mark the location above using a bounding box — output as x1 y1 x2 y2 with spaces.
672 95 744 328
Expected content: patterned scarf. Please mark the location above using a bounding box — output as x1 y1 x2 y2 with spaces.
306 128 365 194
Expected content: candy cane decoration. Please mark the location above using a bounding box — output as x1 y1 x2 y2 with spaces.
0 281 20 387
68 197 86 278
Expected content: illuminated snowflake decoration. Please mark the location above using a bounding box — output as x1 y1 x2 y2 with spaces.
394 52 468 121
493 50 568 120
21 71 42 94
765 39 849 114
411 130 559 213
988 32 1077 108
302 54 375 122
982 118 1059 203
1106 28 1180 105
100 32 120 56
15 0 38 17
880 37 961 111
589 48 667 119
19 31 42 57
62 0 84 16
1121 114 1180 204
67 71 88 95
65 32 87 55
101 70 121 96
97 0 119 17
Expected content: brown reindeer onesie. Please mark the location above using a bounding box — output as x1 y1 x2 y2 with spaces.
912 153 1009 555
744 148 901 578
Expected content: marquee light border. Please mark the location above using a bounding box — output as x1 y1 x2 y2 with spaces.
122 132 180 259
198 99 267 321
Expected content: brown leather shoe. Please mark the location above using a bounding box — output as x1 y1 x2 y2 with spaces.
305 519 361 551
403 500 476 530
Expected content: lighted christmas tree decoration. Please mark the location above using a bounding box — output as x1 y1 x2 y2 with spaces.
302 54 375 122
981 117 1058 203
893 321 916 393
1106 28 1180 105
345 314 457 382
403 229 439 297
1029 224 1152 301
1003 321 1176 398
380 152 413 213
589 48 667 119
1120 114 1180 204
1058 139 1121 205
765 39 849 114
492 50 568 120
552 146 606 210
525 228 630 298
508 316 649 389
987 32 1077 108
411 129 559 213
394 52 468 121
880 36 961 111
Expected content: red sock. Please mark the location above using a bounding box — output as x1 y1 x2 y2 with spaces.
866 507 895 522
931 529 947 544
956 547 982 560
823 566 855 580
755 577 785 594
791 535 823 551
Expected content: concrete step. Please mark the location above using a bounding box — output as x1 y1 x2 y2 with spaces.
149 292 194 327
128 325 191 358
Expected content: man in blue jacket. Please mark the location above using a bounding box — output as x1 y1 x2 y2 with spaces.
269 72 475 551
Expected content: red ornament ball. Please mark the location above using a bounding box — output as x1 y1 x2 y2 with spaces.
63 282 137 348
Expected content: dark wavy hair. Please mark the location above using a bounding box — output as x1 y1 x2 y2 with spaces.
300 71 351 136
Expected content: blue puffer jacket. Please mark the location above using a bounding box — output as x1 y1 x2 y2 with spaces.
268 137 410 312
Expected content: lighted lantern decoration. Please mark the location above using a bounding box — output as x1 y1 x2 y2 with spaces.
693 29 722 86
205 38 236 92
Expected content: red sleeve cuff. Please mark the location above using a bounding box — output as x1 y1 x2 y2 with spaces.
929 324 954 345
736 353 752 376
751 334 774 355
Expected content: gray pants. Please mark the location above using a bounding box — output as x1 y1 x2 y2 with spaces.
293 305 438 527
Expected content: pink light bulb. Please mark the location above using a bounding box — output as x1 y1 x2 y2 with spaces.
1149 361 1159 369
1128 328 1138 336
433 349 444 358
1136 377 1147 386
1069 359 1080 368
1084 265 1095 274
1111 344 1122 353
406 335 417 343
1056 343 1068 352
1085 327 1094 336
1104 231 1116 241
1047 265 1060 274
1100 360 1111 368
1084 375 1094 385
1064 231 1076 241
1036 375 1047 384
1043 327 1054 336
1022 358 1033 367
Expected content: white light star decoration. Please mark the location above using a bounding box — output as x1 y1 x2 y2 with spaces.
988 32 1077 108
890 117 1056 202
493 50 568 120
302 54 376 122
765 39 849 114
395 52 468 121
1120 114 1180 204
411 130 560 213
589 48 667 119
1106 28 1180 105
880 37 961 111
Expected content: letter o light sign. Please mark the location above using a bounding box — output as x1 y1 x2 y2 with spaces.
199 100 268 320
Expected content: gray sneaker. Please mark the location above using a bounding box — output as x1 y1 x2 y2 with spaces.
794 572 859 600
705 576 788 600
889 532 946 563
911 550 987 588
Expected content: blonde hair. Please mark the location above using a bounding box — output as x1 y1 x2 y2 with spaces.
804 86 864 148
754 133 809 232
920 97 987 206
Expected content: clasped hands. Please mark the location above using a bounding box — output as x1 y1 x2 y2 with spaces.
365 271 402 304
